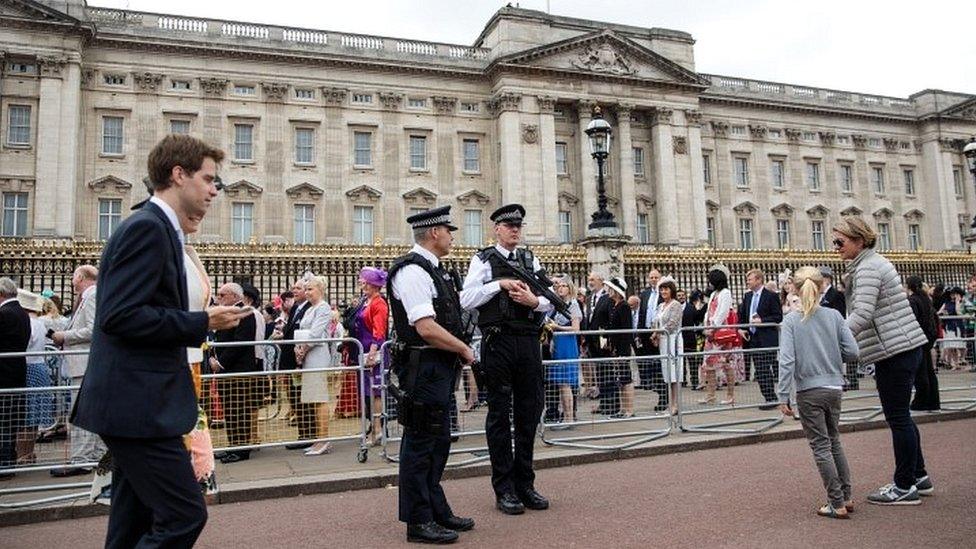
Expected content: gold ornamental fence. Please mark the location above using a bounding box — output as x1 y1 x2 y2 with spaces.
1 239 974 309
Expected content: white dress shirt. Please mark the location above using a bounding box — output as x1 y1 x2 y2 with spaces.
460 244 552 313
391 244 441 326
149 195 185 246
644 289 659 328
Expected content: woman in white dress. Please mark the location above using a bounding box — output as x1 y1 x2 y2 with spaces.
295 276 333 456
652 277 683 415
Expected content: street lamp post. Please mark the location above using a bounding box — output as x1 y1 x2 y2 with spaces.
585 106 617 230
964 137 976 227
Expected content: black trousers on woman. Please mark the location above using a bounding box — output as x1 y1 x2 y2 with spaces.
910 342 940 411
874 347 928 490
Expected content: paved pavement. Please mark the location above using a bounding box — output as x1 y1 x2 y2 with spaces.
4 417 973 548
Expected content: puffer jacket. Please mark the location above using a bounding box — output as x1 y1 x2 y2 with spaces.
843 248 927 364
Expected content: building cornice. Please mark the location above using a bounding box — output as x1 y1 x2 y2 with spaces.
699 95 920 124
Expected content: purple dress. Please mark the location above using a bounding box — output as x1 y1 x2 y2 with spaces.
355 298 387 398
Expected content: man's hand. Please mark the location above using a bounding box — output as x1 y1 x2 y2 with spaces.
750 314 762 325
508 282 540 308
208 356 223 373
779 403 793 417
207 305 252 331
459 346 475 366
498 279 521 292
51 332 66 346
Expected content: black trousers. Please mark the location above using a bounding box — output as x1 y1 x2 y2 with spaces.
592 346 619 415
874 347 928 490
0 394 23 468
748 348 780 403
910 343 940 411
101 435 207 549
637 343 666 407
398 356 455 525
287 377 316 440
483 333 544 497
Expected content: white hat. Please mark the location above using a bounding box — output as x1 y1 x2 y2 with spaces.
658 275 677 289
604 276 627 297
708 263 730 279
17 289 43 313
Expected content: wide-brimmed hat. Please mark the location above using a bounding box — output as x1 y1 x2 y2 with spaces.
604 276 627 297
17 289 43 313
708 263 730 279
359 266 387 288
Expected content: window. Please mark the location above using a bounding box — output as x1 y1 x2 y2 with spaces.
900 141 911 151
233 84 256 96
730 125 746 136
738 218 754 249
776 219 790 249
97 198 122 240
836 135 850 145
868 137 882 148
352 93 372 104
840 164 854 192
7 105 31 145
872 166 885 194
555 142 568 175
706 216 716 247
633 147 645 177
409 135 427 170
231 202 254 243
295 128 314 164
462 139 480 173
806 162 821 190
102 116 124 155
811 220 825 250
407 98 427 108
171 80 191 91
463 209 482 246
354 131 372 167
877 222 891 250
103 74 126 86
169 119 190 135
908 224 921 250
953 168 963 197
636 213 650 244
903 169 915 196
734 156 749 188
460 102 479 113
353 205 373 244
802 131 816 142
234 124 253 161
558 211 572 243
1 192 28 237
770 159 785 189
295 88 314 100
7 62 36 74
768 129 782 139
294 204 315 244
702 154 712 185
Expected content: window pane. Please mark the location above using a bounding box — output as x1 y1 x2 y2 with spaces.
806 163 820 190
353 205 373 244
903 170 914 195
702 154 711 185
555 142 568 175
953 169 963 196
872 167 885 193
636 213 649 244
706 216 715 247
463 209 482 246
295 128 314 164
234 124 253 161
97 199 122 240
776 219 790 248
409 136 427 170
633 147 644 176
811 221 825 250
354 132 372 166
739 218 753 249
294 204 314 244
771 160 784 188
170 119 190 135
232 202 254 243
463 139 480 172
877 223 891 250
734 157 749 187
2 192 28 237
7 105 31 145
840 165 853 192
102 116 123 155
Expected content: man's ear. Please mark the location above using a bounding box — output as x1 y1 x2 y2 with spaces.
169 165 184 187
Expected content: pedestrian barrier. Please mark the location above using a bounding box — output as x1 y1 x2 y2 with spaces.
539 328 673 451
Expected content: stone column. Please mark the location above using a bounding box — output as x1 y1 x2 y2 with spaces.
650 107 677 245
537 95 559 243
577 100 598 229
491 92 523 207
685 110 708 245
198 77 228 241
920 137 961 249
615 104 637 239
262 82 289 242
33 56 80 238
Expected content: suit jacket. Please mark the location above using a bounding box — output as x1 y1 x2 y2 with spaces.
61 285 97 378
72 201 209 438
213 311 258 374
582 291 611 355
279 300 310 371
637 287 663 350
607 300 635 357
821 286 846 318
0 300 31 389
737 287 783 349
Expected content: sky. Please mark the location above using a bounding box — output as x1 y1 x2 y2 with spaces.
89 0 976 98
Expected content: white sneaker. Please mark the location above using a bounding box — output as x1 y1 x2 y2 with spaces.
867 483 921 506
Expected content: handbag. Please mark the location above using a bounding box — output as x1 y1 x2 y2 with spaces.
711 309 741 346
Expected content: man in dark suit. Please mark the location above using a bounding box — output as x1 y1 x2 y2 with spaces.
819 266 846 317
279 279 315 449
210 283 259 464
636 269 667 411
71 135 251 548
0 277 31 480
582 272 614 414
736 269 783 408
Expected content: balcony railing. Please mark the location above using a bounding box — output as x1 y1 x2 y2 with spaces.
701 74 916 112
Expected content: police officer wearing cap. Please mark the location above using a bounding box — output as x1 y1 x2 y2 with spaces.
387 205 475 544
460 203 553 515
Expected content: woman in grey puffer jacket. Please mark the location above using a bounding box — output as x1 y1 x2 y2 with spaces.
832 217 931 507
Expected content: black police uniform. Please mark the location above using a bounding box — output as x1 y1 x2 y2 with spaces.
461 204 551 512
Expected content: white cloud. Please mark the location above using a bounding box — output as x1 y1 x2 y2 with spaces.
89 0 975 96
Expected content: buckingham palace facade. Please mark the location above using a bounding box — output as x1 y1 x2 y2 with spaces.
1 0 975 251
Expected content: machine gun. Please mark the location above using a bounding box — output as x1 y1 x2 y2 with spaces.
486 249 570 318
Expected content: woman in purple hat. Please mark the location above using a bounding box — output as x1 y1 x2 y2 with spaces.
355 266 389 445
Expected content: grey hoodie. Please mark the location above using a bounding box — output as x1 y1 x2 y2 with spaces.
777 306 859 402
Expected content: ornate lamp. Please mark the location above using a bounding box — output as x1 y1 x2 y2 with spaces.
964 137 976 227
585 107 617 229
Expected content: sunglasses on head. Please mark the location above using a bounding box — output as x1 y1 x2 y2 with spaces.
832 238 846 248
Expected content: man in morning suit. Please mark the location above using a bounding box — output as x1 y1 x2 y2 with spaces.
0 277 31 480
71 135 252 548
583 272 614 414
819 266 846 317
637 269 667 411
736 269 783 408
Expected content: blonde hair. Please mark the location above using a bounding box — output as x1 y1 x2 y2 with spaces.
557 275 577 302
832 216 877 248
306 275 328 298
793 266 823 321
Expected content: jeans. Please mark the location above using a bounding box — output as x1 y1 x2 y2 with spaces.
874 347 927 490
796 387 851 508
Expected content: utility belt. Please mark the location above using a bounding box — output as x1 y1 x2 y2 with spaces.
387 344 455 436
481 324 542 337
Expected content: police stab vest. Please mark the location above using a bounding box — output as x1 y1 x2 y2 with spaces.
386 252 464 347
474 246 544 331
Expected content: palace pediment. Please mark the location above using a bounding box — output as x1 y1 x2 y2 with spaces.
285 182 324 199
223 179 264 198
87 175 132 193
0 0 81 23
402 186 438 206
490 30 709 88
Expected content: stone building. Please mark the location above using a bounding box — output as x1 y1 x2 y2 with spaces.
1 0 974 250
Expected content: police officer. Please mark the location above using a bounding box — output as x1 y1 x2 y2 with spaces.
460 203 553 515
388 205 475 544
